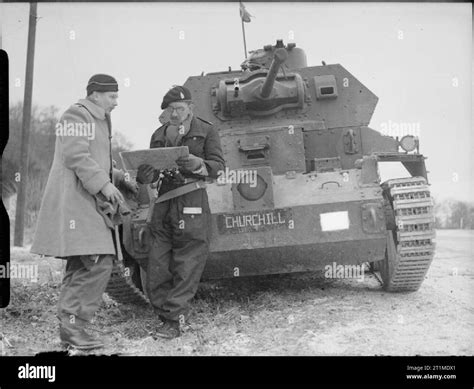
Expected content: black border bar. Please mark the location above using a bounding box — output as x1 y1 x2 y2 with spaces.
0 49 10 309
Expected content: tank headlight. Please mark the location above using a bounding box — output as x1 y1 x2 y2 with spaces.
399 135 417 152
237 175 268 201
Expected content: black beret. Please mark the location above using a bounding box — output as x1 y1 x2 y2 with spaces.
161 85 192 109
87 74 119 95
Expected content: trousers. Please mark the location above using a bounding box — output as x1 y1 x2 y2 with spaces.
146 188 210 322
57 254 113 323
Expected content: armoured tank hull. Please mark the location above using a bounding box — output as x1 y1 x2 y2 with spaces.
203 169 387 279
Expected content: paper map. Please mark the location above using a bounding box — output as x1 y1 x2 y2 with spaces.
120 146 189 171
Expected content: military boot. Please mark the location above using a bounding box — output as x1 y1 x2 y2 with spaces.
154 319 180 339
59 316 104 350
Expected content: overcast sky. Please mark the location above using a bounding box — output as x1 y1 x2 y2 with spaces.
1 2 472 202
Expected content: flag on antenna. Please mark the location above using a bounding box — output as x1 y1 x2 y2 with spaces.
239 2 252 23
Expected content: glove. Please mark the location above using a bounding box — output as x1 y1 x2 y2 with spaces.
95 192 131 229
176 154 203 173
136 164 159 184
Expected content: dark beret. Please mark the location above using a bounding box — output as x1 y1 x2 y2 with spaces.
161 85 192 109
87 74 119 95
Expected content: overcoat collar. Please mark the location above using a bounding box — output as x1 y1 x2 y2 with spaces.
77 98 106 120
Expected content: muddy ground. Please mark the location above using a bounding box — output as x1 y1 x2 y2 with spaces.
1 229 473 356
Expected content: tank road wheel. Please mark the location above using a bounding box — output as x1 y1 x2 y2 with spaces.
105 250 149 306
379 177 436 292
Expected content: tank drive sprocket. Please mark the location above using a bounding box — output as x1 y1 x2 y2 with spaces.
379 176 436 292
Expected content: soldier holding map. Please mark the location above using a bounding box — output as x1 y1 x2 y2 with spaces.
136 85 225 339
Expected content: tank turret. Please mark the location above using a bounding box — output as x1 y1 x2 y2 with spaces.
215 44 305 118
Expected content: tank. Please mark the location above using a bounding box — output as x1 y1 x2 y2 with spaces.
106 40 436 305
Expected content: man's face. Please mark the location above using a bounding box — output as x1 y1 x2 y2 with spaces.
166 101 193 125
93 91 118 114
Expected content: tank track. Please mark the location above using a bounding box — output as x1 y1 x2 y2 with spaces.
381 177 436 292
105 260 149 306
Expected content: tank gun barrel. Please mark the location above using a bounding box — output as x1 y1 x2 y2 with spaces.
260 48 288 98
